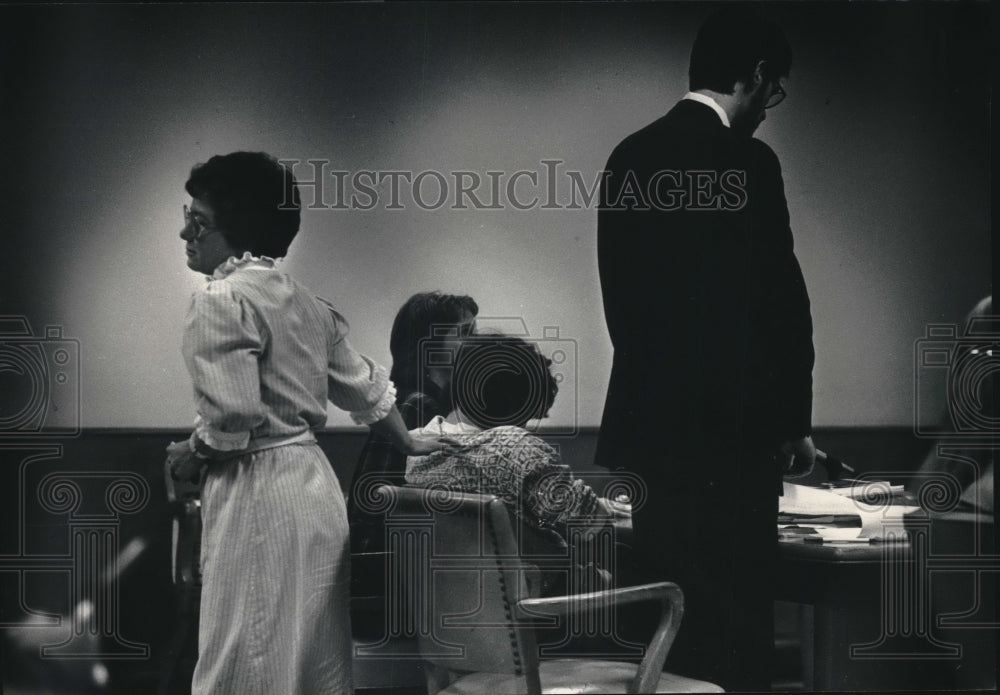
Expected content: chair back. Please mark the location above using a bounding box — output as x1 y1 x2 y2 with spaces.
376 485 542 681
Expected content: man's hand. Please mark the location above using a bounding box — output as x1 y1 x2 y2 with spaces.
166 441 205 484
779 435 816 478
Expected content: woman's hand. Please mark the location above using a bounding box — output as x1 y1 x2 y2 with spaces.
369 405 464 457
400 436 460 457
166 441 205 483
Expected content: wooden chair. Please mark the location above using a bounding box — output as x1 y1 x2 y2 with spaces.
374 484 724 694
158 459 203 695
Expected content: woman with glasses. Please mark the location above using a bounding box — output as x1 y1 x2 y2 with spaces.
168 151 443 695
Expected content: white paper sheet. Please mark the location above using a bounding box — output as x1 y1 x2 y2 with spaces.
780 482 920 540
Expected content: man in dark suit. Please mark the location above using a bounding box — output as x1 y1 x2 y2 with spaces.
596 7 815 691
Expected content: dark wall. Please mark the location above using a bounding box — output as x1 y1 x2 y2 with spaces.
1 432 932 651
0 430 369 694
0 425 960 693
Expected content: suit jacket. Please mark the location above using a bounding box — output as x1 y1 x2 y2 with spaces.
595 99 814 475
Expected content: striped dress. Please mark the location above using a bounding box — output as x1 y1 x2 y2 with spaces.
182 253 394 695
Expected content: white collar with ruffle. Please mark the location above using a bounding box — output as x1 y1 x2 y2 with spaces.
210 251 279 280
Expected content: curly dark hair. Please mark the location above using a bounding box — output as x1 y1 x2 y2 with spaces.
451 333 559 430
185 151 301 258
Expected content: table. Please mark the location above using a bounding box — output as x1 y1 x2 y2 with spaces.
777 510 997 691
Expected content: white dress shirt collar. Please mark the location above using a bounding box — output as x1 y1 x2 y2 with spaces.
682 91 730 128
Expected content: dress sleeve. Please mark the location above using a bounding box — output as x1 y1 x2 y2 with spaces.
526 460 605 527
492 428 605 526
321 302 396 425
182 286 267 451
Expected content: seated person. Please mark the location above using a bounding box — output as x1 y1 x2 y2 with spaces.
406 333 627 595
910 295 996 692
347 291 477 640
348 290 478 552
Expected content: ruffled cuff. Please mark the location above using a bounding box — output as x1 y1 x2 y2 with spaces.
192 414 250 451
349 379 397 426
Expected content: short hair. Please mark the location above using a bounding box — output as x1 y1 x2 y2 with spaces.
452 333 558 430
689 6 792 93
185 151 301 258
389 291 479 402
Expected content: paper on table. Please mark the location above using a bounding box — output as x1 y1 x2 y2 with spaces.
780 482 920 540
825 481 906 498
857 508 919 540
781 482 864 515
813 527 865 542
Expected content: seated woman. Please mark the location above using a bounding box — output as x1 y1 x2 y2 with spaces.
405 333 626 595
347 292 477 641
347 291 478 551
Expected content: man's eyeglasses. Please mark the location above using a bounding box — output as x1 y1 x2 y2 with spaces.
183 205 221 241
765 82 786 110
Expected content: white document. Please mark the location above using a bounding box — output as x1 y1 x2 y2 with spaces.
780 482 920 540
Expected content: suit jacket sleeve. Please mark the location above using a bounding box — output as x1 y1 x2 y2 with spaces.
597 143 635 351
751 140 814 440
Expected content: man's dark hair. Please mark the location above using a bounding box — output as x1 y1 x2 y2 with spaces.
689 6 792 93
389 291 479 403
452 333 558 430
185 151 300 258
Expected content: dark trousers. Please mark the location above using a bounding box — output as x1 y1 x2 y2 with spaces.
626 450 778 692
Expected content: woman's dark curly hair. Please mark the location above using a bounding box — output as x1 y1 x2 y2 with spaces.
452 333 559 430
185 151 301 258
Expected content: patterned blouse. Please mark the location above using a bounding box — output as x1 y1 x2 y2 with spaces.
181 253 395 452
405 421 606 530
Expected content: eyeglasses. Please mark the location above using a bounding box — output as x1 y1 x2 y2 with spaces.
765 82 786 109
183 204 221 241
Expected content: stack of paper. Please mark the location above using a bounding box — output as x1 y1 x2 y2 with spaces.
779 482 919 542
821 479 906 498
